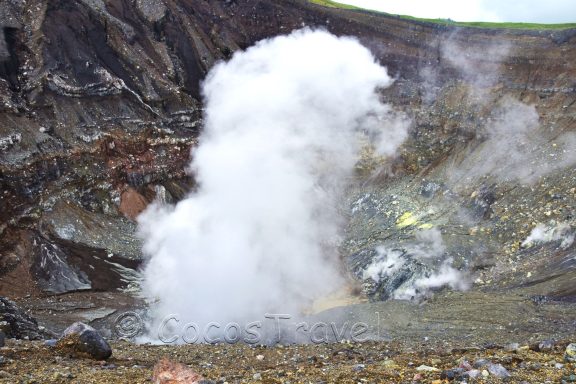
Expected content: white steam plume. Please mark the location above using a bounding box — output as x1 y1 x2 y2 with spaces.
139 29 408 340
438 35 575 185
363 228 469 301
449 97 576 185
393 228 469 300
522 222 574 250
441 38 511 96
363 248 406 281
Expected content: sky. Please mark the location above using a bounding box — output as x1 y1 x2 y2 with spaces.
336 0 576 23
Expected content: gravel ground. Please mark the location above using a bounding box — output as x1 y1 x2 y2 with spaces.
1 338 575 383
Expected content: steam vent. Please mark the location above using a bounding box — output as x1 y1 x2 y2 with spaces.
0 0 575 382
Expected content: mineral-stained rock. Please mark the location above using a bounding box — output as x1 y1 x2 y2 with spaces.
56 322 112 360
119 187 150 220
152 358 204 384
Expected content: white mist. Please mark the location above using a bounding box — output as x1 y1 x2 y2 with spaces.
138 29 408 341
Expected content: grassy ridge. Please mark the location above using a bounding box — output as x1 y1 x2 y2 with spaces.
309 0 576 30
309 0 361 10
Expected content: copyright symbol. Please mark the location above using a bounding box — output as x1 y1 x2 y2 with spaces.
114 311 143 338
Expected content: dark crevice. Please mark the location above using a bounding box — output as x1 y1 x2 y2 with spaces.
0 27 20 91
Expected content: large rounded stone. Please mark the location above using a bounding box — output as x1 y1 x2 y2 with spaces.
56 322 112 360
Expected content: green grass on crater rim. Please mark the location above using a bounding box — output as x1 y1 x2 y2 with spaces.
309 0 576 30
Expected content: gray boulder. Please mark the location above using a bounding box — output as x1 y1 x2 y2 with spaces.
56 322 112 360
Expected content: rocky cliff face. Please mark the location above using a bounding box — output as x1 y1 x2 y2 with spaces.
0 0 574 318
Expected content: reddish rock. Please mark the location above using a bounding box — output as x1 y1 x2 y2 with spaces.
119 187 149 220
152 358 204 384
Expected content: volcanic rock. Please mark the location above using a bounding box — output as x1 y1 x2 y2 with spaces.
0 297 52 340
56 322 112 360
152 358 204 384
